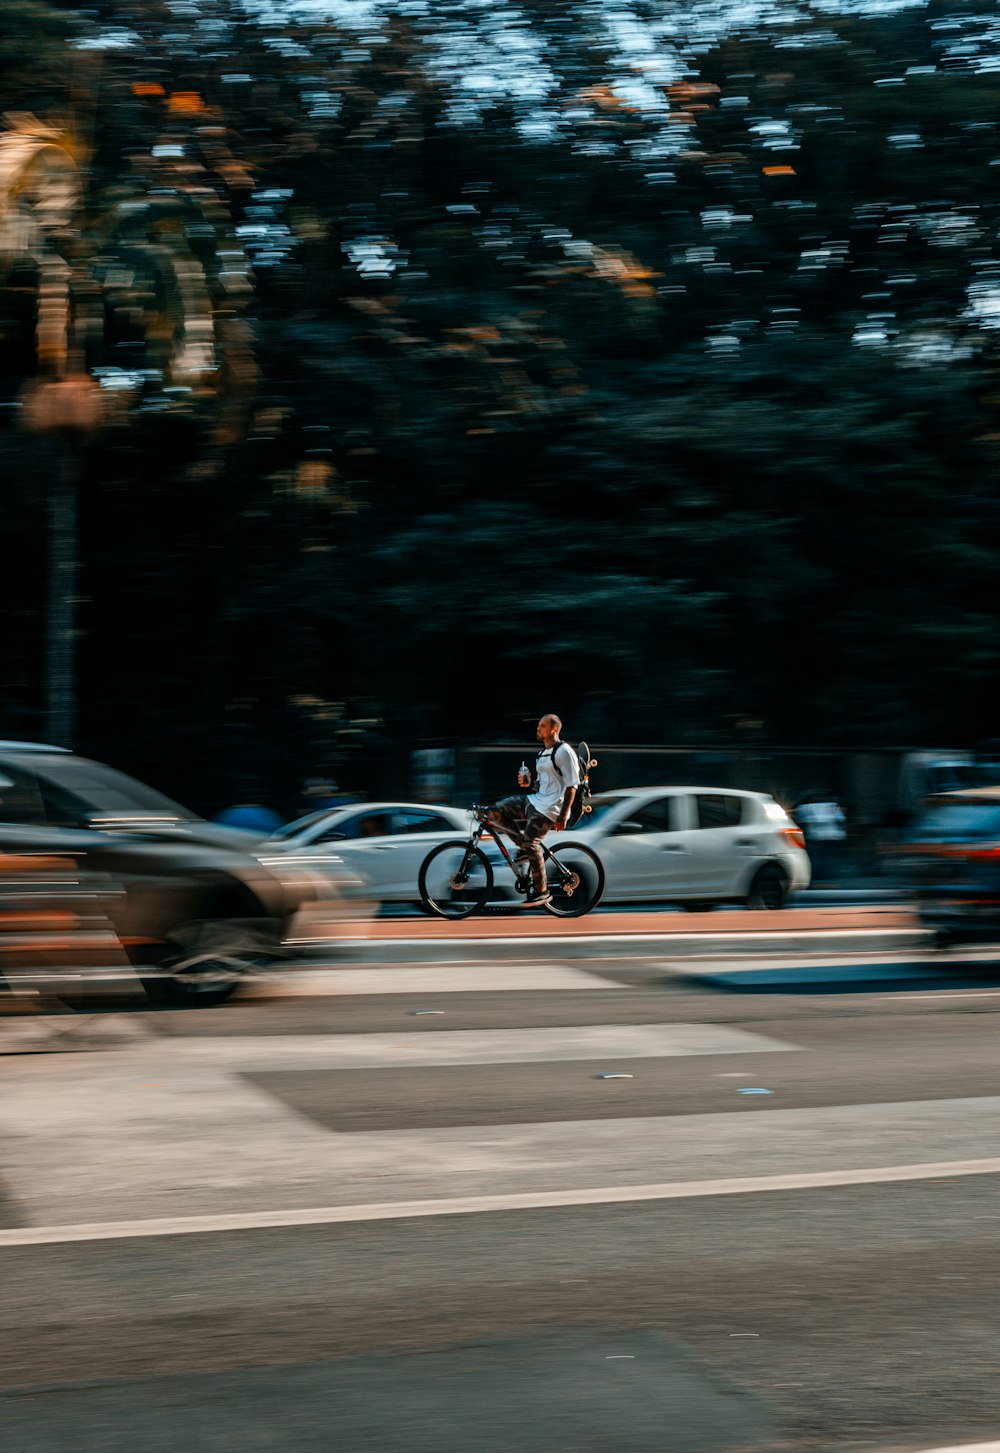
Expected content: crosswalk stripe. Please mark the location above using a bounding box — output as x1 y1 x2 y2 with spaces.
897 1444 1000 1453
243 964 627 996
1 1157 999 1247
161 1022 801 1067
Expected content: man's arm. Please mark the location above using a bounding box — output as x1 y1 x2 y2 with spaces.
553 784 577 831
552 744 580 829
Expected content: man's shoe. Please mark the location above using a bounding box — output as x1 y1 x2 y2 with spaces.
522 887 551 908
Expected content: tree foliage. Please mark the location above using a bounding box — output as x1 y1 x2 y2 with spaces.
2 0 1000 806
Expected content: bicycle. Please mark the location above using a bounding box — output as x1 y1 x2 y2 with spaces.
418 806 605 920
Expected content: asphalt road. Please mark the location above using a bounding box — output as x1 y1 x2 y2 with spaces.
2 954 1000 1453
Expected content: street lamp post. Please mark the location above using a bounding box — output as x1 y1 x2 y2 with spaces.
3 109 255 749
1 119 90 747
21 372 102 747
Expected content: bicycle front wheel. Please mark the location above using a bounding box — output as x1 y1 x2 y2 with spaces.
419 841 493 920
544 843 605 918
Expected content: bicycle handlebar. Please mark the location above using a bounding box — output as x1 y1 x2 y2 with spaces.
470 805 505 834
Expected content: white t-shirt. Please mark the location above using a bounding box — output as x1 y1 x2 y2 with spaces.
529 742 581 822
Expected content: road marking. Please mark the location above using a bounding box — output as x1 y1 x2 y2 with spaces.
2 1157 999 1247
243 965 625 996
162 1022 801 1068
307 929 921 948
298 952 915 969
303 957 637 969
0 1014 152 1050
898 1445 1000 1453
889 988 1000 999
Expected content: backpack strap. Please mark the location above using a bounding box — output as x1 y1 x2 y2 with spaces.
546 741 576 783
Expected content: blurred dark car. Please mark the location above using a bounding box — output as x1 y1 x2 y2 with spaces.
889 788 1000 947
0 741 337 1005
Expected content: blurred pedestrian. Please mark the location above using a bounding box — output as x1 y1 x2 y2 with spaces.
795 797 846 883
213 803 285 834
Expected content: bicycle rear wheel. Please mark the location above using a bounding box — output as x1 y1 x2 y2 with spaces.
544 843 605 917
419 841 493 920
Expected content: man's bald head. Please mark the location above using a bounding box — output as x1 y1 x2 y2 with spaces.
536 713 562 746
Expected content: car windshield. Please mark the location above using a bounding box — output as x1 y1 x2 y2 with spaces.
267 808 344 841
584 794 630 826
32 756 195 821
910 803 1000 842
926 764 980 793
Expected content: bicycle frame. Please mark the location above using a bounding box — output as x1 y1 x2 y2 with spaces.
418 806 602 919
469 808 574 890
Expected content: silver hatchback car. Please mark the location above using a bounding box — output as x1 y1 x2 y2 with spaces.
559 786 811 909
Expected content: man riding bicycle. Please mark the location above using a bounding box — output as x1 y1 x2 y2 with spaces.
486 713 580 908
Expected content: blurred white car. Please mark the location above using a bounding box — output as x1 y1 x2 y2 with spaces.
565 787 811 909
265 802 471 905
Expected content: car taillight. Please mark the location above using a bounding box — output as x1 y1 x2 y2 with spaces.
782 826 806 851
896 842 1000 862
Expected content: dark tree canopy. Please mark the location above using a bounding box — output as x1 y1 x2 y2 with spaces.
2 0 1000 809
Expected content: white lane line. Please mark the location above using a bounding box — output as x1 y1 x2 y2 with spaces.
889 988 1000 999
2 1156 999 1247
243 965 625 997
321 954 683 965
303 929 921 948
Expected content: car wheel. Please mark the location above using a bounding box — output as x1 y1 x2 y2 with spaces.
745 866 788 911
143 917 279 1007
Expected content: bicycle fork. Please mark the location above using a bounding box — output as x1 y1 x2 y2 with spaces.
545 849 581 898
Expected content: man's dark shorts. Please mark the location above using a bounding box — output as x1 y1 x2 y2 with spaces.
489 794 552 891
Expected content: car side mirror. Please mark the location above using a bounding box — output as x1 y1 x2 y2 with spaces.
613 820 644 836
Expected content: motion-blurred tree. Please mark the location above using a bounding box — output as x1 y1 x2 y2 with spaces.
4 0 1000 806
